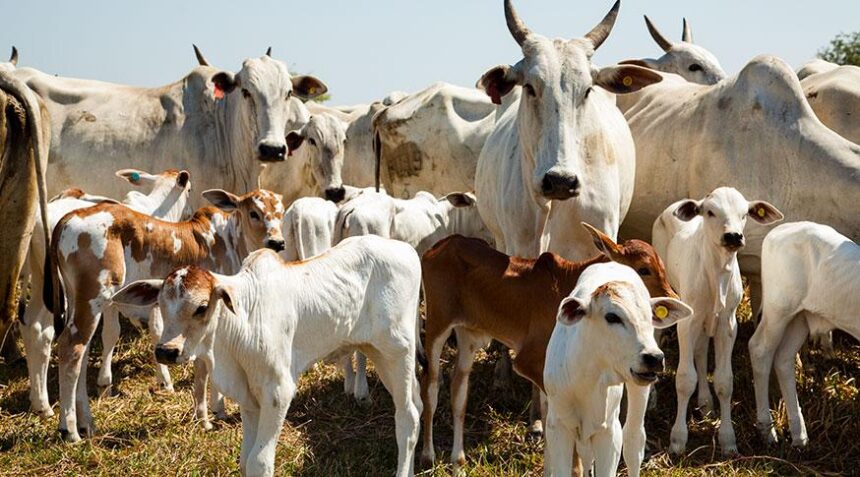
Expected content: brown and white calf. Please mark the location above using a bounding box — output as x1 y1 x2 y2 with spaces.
49 188 285 442
419 223 677 469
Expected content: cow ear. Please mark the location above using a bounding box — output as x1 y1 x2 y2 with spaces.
176 170 191 188
444 192 477 208
674 200 701 221
292 75 328 100
748 201 784 225
111 279 162 307
116 169 155 186
286 130 306 156
212 72 238 99
202 189 240 211
557 296 588 326
581 222 621 258
593 65 663 94
650 297 693 329
477 65 519 105
213 282 236 315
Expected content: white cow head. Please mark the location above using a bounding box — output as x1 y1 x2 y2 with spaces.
622 16 726 85
556 262 692 385
207 48 327 163
441 192 494 244
116 168 193 221
477 0 662 201
203 188 286 253
0 46 17 73
112 266 236 365
286 114 347 202
674 187 783 252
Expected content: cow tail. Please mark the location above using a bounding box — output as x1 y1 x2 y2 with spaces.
415 281 427 370
373 131 381 193
44 212 70 333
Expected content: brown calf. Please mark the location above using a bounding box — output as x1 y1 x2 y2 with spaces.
419 223 676 467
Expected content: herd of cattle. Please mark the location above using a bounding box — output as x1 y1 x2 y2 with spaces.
1 1 859 476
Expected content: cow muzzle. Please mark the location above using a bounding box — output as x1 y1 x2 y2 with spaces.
541 171 580 200
631 351 664 384
265 238 286 252
155 345 180 365
258 142 287 162
324 186 346 203
721 232 745 251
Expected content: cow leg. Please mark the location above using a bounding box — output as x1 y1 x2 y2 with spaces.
210 382 227 421
369 347 420 477
528 385 544 435
669 319 700 454
193 359 213 430
97 306 121 395
57 303 100 443
246 391 292 477
593 391 623 477
420 322 452 467
694 336 713 414
239 403 261 475
774 315 810 448
713 312 738 456
450 328 486 468
341 354 355 396
622 383 649 477
353 352 370 404
75 342 95 436
147 307 173 392
747 274 763 324
491 342 513 390
20 301 54 416
748 309 794 445
544 404 575 477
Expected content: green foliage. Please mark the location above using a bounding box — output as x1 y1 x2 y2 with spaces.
818 31 860 66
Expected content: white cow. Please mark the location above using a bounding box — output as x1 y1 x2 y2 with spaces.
280 197 339 261
8 46 326 206
475 0 661 262
796 58 839 80
799 62 860 144
20 168 192 415
113 236 423 477
621 16 726 85
749 222 860 448
652 187 783 456
543 262 691 477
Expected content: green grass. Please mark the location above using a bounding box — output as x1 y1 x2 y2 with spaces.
1 291 858 476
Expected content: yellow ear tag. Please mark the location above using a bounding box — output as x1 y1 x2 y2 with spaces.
308 87 316 95
655 305 669 320
622 76 633 87
757 207 766 218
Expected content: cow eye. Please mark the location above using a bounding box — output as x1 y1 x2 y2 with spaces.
523 84 536 97
688 64 703 72
308 138 317 147
194 305 207 317
637 267 651 276
249 211 261 221
584 87 593 99
707 210 715 217
605 312 623 325
241 88 251 99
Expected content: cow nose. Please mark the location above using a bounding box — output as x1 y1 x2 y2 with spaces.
258 143 287 162
265 238 286 252
154 346 179 365
324 187 346 203
541 172 579 200
641 352 665 371
722 232 745 249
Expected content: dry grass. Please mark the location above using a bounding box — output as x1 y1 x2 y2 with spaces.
0 291 858 476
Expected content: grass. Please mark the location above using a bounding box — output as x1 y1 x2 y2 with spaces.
0 290 858 476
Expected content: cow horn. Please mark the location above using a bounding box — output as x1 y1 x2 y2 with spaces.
644 15 672 52
265 46 272 57
504 0 531 47
192 44 210 66
584 0 621 50
682 18 693 43
9 46 18 66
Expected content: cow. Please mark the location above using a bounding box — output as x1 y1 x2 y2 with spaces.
615 55 860 325
796 58 838 80
621 16 726 85
20 168 191 415
0 68 52 365
373 82 498 198
543 262 691 477
799 62 860 144
652 187 783 456
48 188 285 442
112 235 423 477
419 223 678 471
280 197 339 262
8 46 326 207
749 221 860 448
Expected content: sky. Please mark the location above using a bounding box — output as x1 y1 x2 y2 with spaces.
1 1 857 105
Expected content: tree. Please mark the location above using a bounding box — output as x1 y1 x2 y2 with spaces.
818 31 860 66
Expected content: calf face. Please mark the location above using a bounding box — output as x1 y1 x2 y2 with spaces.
674 187 783 252
203 189 286 252
116 168 193 220
286 114 347 202
556 264 692 385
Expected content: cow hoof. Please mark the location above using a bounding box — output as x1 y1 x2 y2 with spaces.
792 436 809 448
355 395 372 407
527 420 544 438
59 429 81 443
419 451 436 469
98 385 113 398
757 423 778 445
721 445 739 458
668 441 686 456
201 420 214 431
32 405 54 418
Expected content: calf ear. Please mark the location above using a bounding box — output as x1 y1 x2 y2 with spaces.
477 65 519 105
202 189 240 211
213 283 236 315
581 222 621 258
211 71 238 99
116 169 155 186
593 65 663 94
111 280 162 307
557 296 588 326
286 130 306 156
292 75 328 100
748 201 784 225
650 297 693 329
444 192 477 208
176 170 191 188
673 200 701 222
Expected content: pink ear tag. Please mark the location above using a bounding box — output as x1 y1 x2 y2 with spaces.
214 83 225 100
288 147 293 157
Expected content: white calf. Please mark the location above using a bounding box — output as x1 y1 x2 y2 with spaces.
280 197 338 261
652 187 782 455
20 168 191 415
749 221 860 447
113 235 422 477
543 262 691 477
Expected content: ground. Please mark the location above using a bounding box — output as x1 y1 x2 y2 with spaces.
0 295 858 476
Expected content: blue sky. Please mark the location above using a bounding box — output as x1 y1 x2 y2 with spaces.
2 1 857 105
